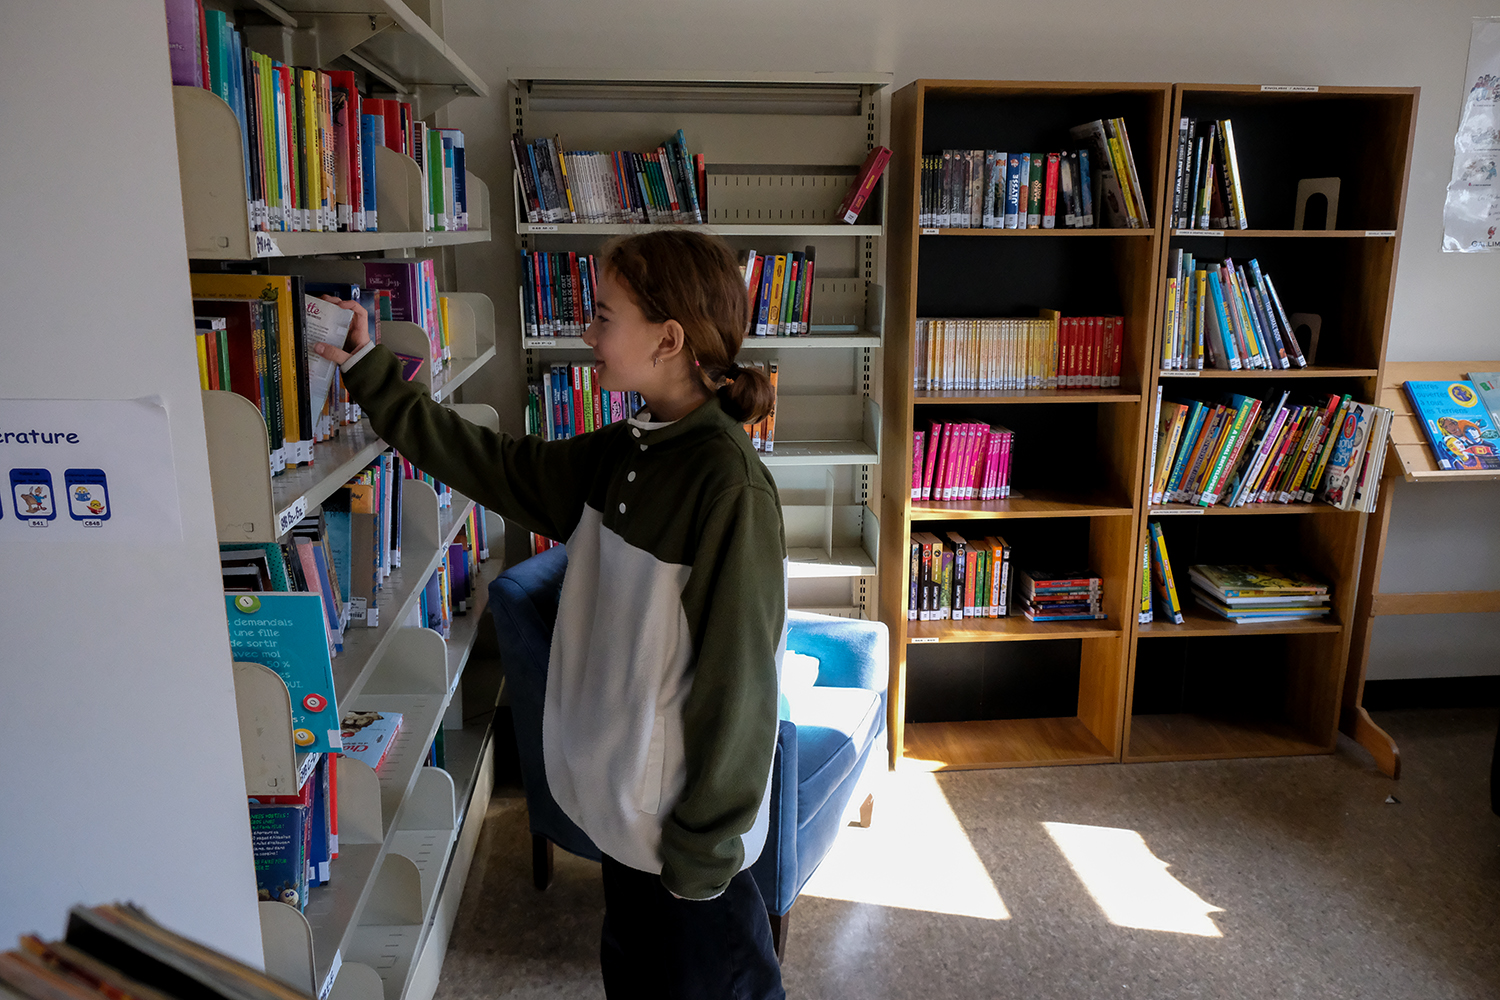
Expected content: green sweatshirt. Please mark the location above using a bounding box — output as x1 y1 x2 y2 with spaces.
343 345 786 899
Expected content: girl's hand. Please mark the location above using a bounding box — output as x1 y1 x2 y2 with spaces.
313 296 370 366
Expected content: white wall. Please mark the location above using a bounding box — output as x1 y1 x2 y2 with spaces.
446 0 1500 680
0 0 263 961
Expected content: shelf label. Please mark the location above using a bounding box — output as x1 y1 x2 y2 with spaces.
529 224 559 232
252 231 282 257
319 950 342 1000
1150 506 1205 515
1176 229 1225 237
529 339 557 348
1261 84 1319 92
1160 369 1200 377
921 228 940 235
277 496 307 535
911 636 940 643
1365 230 1396 237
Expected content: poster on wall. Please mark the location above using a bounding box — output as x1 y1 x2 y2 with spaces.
1444 17 1500 251
0 397 184 543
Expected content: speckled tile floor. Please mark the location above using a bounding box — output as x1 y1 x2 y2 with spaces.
433 709 1500 999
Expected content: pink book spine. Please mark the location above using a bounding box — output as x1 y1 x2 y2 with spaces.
977 430 994 500
983 430 1002 500
921 424 941 500
960 423 980 500
911 431 926 500
948 423 971 501
933 423 952 501
999 431 1013 498
941 424 963 501
967 425 987 499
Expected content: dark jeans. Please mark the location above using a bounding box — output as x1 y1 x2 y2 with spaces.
600 854 785 1000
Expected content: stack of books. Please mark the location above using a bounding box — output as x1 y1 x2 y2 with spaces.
2 904 313 1000
1403 377 1500 471
1017 569 1106 622
520 250 599 338
913 314 1124 390
918 119 1149 229
1189 564 1332 624
1160 254 1306 371
1169 118 1250 230
526 364 646 442
1148 390 1393 511
511 130 705 224
742 249 817 337
167 3 468 234
911 422 1014 501
907 532 1013 621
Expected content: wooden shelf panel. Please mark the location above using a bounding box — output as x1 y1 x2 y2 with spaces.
912 492 1133 519
1136 605 1340 637
919 227 1149 237
1170 228 1398 239
1126 714 1328 762
1156 366 1378 379
1148 502 1331 516
908 617 1121 642
915 388 1142 404
519 222 881 237
901 717 1114 770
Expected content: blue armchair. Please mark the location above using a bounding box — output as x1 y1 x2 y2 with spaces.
489 544 888 956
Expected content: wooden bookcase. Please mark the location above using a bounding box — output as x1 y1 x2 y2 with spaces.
174 5 504 1000
508 71 890 617
1125 84 1419 764
878 81 1172 769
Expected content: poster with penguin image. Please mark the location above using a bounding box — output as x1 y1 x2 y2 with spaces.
0 397 183 542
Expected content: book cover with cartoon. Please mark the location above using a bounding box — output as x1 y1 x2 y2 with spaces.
1403 379 1500 471
223 593 342 753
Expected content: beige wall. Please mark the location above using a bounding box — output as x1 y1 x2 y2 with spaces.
443 0 1499 679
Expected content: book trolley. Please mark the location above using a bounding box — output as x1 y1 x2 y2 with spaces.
879 80 1418 770
172 6 501 1000
508 70 890 617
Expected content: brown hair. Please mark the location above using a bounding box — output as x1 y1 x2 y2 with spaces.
600 229 776 424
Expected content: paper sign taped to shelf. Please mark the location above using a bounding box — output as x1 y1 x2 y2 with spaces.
911 636 940 643
1176 229 1225 237
921 228 940 235
0 397 183 543
529 224 559 232
252 231 282 257
1161 370 1201 377
1365 230 1397 237
277 496 307 536
319 950 342 999
1261 85 1318 92
529 339 558 348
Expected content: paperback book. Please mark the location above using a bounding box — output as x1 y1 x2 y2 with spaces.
1403 379 1500 471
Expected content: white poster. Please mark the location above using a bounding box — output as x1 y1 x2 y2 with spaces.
0 398 183 543
1444 17 1500 251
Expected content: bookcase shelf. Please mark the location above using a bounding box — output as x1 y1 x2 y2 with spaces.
521 333 883 350
519 222 882 238
879 80 1169 770
1124 82 1418 764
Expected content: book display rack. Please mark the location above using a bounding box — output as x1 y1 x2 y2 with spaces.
509 71 891 615
173 5 500 1000
879 80 1417 771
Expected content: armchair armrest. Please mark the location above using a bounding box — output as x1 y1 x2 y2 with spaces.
785 611 888 693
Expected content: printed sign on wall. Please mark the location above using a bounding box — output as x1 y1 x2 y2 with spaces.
0 398 183 542
1445 17 1500 251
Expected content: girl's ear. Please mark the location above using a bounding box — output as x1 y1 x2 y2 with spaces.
656 318 687 361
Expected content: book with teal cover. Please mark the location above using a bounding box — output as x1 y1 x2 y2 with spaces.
1466 371 1500 430
1402 379 1500 471
225 593 343 753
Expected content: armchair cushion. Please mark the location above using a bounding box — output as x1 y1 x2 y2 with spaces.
787 686 882 823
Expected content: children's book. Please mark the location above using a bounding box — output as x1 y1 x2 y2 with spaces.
224 593 343 754
248 801 309 909
1189 565 1329 598
339 711 403 771
1403 379 1500 471
1148 522 1184 623
302 295 355 417
1467 371 1500 430
1318 401 1376 507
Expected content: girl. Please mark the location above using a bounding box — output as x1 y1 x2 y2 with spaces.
316 229 787 999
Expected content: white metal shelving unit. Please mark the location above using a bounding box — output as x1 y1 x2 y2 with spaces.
509 69 890 617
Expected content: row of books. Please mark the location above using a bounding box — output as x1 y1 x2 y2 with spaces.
1161 253 1306 371
907 532 1014 620
520 250 598 338
913 315 1125 391
191 266 449 473
526 363 647 442
1 904 324 1000
740 360 781 454
1139 551 1331 625
742 249 818 337
512 131 706 225
1148 389 1393 511
911 422 1015 501
1169 118 1250 231
1404 376 1500 471
165 3 469 234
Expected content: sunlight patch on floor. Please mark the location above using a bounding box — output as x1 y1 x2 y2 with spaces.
1043 822 1224 937
798 772 1010 920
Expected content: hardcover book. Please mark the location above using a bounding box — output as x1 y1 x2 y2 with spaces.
1403 379 1500 471
223 593 343 754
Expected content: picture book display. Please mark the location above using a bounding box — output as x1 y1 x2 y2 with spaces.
1168 117 1251 230
911 422 1014 501
914 314 1124 391
1402 379 1500 471
1159 254 1307 371
907 532 1013 621
168 3 472 236
919 118 1149 230
1147 388 1393 511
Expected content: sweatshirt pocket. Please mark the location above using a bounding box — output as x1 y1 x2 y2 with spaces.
639 715 666 815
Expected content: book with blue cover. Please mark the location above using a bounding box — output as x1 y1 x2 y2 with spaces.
1403 379 1500 471
224 593 343 754
248 801 309 909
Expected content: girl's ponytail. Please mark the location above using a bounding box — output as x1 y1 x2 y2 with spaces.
601 230 776 424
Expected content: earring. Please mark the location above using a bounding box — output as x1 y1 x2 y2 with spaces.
652 357 658 367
